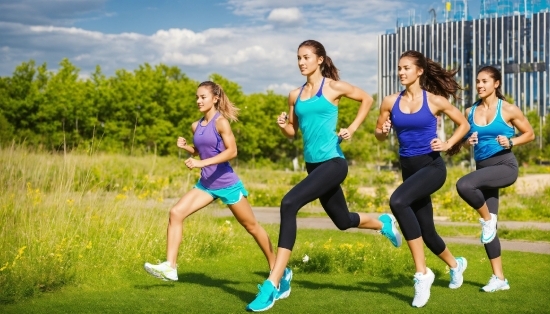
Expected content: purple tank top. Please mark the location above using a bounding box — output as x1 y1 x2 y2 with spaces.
391 90 437 157
193 112 239 189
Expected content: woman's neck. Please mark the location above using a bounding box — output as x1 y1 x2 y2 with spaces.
203 109 218 122
306 71 323 87
480 94 498 108
404 82 423 100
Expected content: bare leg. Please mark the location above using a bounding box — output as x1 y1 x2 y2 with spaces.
489 257 504 280
266 248 291 287
166 188 213 267
408 238 427 274
437 248 458 268
476 202 492 221
228 198 276 270
357 213 383 230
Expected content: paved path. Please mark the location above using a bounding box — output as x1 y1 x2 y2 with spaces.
212 207 550 255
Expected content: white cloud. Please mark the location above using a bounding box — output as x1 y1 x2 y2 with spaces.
267 7 303 27
266 82 296 94
0 1 421 94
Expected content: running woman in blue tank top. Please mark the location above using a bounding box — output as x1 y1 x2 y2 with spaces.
454 66 534 292
144 81 275 282
247 40 402 312
376 50 470 308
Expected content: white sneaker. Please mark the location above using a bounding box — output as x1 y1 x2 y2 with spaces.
481 275 510 292
412 268 435 308
144 261 178 281
449 257 467 289
479 213 498 244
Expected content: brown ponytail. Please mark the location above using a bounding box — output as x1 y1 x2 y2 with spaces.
198 81 239 122
477 66 506 100
400 50 462 100
298 40 340 81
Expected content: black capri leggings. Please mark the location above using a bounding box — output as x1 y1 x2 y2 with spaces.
390 152 447 256
278 157 360 250
456 150 518 259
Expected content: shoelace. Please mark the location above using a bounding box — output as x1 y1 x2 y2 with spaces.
413 278 425 296
255 283 275 302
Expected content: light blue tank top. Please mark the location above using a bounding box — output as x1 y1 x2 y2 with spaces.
467 99 515 161
294 77 345 163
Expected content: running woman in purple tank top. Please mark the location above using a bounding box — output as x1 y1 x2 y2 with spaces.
144 81 275 281
376 50 470 308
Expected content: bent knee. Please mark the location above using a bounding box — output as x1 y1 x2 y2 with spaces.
389 195 407 212
455 178 472 194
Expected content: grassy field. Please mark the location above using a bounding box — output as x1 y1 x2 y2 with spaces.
1 226 549 314
1 146 549 312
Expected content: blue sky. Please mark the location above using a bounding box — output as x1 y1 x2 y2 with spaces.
0 0 485 94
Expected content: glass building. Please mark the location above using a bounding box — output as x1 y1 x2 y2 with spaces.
378 0 550 116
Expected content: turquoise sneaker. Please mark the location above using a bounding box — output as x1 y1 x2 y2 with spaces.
246 280 278 312
379 214 402 247
276 268 293 300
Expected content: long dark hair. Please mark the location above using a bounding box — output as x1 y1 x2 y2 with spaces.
298 40 340 81
477 66 506 100
400 50 461 100
198 81 239 122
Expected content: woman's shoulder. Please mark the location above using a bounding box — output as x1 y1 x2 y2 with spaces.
425 91 447 103
500 100 521 115
288 86 303 103
381 91 401 103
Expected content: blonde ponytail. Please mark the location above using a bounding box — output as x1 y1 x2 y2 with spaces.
198 81 239 122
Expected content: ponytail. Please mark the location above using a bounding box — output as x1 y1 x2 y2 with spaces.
298 40 340 81
321 55 340 81
477 66 506 100
198 81 239 122
400 50 462 100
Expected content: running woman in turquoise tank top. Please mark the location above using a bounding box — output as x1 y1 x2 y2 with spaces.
247 40 401 312
144 81 275 282
454 66 534 293
376 50 470 308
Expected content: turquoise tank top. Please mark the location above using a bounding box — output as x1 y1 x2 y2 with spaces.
467 99 515 161
294 77 345 163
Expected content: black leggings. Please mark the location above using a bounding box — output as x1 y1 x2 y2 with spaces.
278 157 360 250
456 150 518 259
390 152 447 256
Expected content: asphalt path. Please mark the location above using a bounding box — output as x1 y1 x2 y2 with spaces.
212 207 550 255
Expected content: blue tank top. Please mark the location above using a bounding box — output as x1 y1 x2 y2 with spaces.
391 90 437 157
467 99 515 161
193 112 239 189
294 77 345 163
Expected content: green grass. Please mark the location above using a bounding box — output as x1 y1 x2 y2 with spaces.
1 227 549 314
1 146 550 313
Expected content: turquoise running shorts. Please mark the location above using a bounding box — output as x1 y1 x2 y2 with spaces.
194 180 249 205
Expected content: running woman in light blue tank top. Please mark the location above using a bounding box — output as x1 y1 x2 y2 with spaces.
247 40 401 313
376 50 470 308
454 66 534 292
144 81 275 283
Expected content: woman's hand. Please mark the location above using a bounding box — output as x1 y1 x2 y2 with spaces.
277 112 288 128
496 135 512 149
177 137 187 149
381 118 392 135
430 138 450 152
184 158 204 169
337 128 353 141
467 132 478 146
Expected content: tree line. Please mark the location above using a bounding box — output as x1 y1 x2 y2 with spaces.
0 59 547 165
